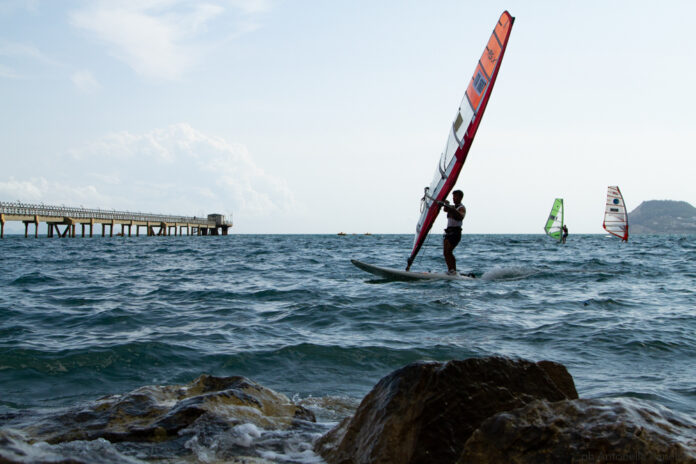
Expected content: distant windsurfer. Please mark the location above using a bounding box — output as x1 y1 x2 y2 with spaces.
561 225 568 244
440 190 466 275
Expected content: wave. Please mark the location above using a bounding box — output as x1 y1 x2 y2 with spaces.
1 234 695 424
0 430 144 464
579 297 634 309
10 272 60 286
480 266 539 281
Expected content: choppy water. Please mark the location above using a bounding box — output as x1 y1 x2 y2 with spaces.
1 234 695 462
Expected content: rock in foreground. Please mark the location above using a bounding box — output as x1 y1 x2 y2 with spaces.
22 374 315 444
459 398 696 463
315 356 577 464
0 374 315 463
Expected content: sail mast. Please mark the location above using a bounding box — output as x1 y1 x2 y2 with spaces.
406 11 515 270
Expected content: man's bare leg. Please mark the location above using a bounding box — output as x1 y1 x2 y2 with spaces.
444 238 456 272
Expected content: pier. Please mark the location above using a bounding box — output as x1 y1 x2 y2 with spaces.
0 201 232 238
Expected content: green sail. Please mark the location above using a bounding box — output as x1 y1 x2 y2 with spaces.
544 198 564 240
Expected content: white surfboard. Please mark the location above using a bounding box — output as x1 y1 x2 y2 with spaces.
351 260 475 281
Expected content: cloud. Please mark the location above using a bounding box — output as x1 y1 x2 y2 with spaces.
2 124 297 231
69 0 270 80
227 0 272 14
71 70 100 93
0 177 106 206
64 123 297 220
0 178 45 201
0 42 47 61
0 64 20 79
0 41 91 85
0 41 61 70
0 41 63 79
0 0 39 15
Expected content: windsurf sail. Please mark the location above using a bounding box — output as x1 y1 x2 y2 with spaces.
544 198 564 241
406 11 515 270
603 186 629 241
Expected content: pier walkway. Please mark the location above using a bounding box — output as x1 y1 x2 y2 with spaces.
0 201 232 238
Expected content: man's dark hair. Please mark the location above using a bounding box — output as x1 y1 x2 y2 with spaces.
453 190 463 197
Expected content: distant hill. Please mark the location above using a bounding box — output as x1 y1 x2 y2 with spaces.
628 200 696 234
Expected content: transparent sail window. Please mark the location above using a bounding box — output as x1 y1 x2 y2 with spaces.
454 102 475 147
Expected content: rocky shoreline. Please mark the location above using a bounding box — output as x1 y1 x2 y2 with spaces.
315 357 696 463
1 357 695 463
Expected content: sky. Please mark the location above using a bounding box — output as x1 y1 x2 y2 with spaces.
1 0 695 234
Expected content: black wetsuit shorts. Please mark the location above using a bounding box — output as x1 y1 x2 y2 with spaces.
444 227 462 248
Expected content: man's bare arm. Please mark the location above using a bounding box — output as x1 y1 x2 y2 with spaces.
439 202 465 220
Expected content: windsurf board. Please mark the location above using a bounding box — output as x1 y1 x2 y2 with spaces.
351 259 475 281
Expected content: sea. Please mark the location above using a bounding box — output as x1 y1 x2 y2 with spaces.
0 233 694 462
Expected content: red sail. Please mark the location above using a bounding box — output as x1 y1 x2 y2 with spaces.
407 11 515 269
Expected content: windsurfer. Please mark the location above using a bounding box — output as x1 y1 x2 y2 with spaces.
562 225 568 244
441 190 466 275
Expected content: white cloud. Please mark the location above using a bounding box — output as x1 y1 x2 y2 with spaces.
68 0 270 80
0 40 78 83
70 5 196 79
64 123 297 224
0 177 106 206
0 64 20 78
0 178 44 201
227 0 272 14
0 42 45 80
0 0 39 15
0 41 62 69
2 124 297 231
71 70 100 93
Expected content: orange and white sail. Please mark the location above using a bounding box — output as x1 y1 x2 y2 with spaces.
603 186 629 241
407 11 515 269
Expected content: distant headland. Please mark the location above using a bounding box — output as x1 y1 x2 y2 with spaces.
628 200 696 234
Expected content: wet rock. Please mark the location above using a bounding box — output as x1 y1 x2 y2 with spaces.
315 356 576 464
459 398 696 463
537 359 578 399
0 429 140 464
19 374 315 445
